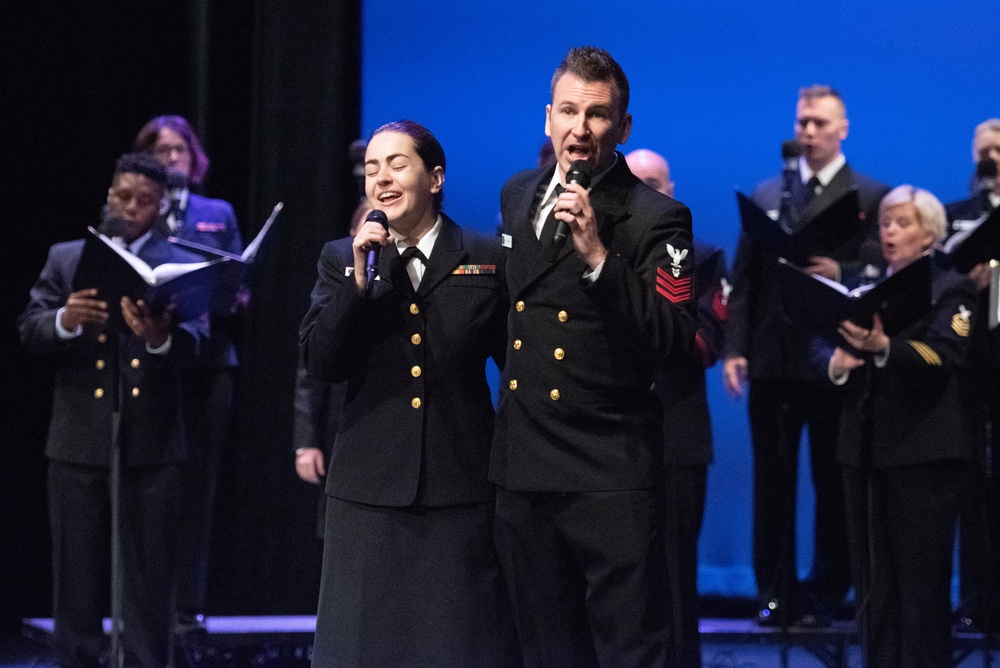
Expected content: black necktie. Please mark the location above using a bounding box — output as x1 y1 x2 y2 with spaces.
803 176 821 205
392 246 425 293
539 185 566 247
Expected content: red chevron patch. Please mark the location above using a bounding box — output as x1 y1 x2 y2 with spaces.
656 267 692 303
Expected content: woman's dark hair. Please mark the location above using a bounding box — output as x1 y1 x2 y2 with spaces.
370 120 446 212
133 115 211 186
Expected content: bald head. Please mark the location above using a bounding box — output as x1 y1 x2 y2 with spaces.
625 148 674 197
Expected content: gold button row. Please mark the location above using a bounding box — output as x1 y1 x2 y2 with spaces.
95 387 141 398
512 302 569 324
96 358 141 369
506 380 560 400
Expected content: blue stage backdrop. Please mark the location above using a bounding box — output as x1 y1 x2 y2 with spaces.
361 0 996 598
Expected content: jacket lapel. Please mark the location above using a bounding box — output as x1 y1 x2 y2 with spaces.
417 215 467 297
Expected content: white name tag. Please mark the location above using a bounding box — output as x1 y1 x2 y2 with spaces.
502 233 513 248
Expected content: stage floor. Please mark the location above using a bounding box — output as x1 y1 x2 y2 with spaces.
8 616 999 667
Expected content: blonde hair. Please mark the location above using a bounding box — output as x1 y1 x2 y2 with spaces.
879 185 947 246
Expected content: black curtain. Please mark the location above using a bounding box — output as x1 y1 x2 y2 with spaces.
1 0 360 625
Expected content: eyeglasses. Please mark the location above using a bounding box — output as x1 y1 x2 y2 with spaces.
154 144 189 158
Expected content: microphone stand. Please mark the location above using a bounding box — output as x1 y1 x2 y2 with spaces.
108 324 125 668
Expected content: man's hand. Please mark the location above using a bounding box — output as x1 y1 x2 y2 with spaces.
555 182 607 270
61 288 109 331
121 297 172 348
295 447 327 485
723 356 749 398
805 255 840 281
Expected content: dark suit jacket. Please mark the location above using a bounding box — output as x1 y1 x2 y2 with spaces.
17 235 207 468
726 163 890 381
829 267 979 469
657 241 728 467
168 191 243 369
490 154 697 492
300 215 507 507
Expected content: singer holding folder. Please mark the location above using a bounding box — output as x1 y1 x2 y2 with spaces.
724 85 890 627
819 185 978 667
17 153 207 668
299 120 519 667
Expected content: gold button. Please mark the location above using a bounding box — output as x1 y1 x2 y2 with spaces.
131 387 140 398
94 388 104 399
130 358 140 369
95 359 106 370
411 397 421 409
554 348 565 360
550 389 560 401
513 339 522 350
558 310 568 322
515 301 525 312
411 333 422 345
411 366 422 378
409 303 420 315
97 333 108 343
509 380 518 391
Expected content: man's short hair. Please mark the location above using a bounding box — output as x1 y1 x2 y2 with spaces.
551 46 630 118
370 119 446 213
798 84 846 115
975 118 1000 137
114 152 168 189
133 115 211 186
879 184 947 246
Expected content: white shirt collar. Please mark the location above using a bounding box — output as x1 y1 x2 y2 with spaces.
394 214 442 260
112 229 153 256
799 153 846 187
540 152 619 207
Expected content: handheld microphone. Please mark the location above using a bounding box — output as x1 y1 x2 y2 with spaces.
779 139 802 226
553 160 593 245
364 209 389 296
975 157 998 214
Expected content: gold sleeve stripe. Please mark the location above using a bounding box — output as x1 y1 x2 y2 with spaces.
906 340 942 366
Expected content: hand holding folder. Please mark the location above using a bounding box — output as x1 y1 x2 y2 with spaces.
777 254 932 346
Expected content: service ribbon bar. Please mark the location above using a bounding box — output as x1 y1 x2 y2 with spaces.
452 264 497 275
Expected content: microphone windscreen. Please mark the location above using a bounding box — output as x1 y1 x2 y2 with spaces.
976 157 998 180
781 139 802 161
859 239 884 268
366 209 389 229
166 172 189 191
566 160 592 188
98 213 128 238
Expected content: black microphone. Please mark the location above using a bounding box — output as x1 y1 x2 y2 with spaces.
364 209 389 296
779 139 802 227
858 239 884 288
552 160 593 245
975 157 998 215
97 203 128 238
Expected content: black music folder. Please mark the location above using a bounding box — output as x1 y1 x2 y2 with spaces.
73 227 236 323
168 202 283 263
777 253 932 344
737 188 864 264
941 206 1000 274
